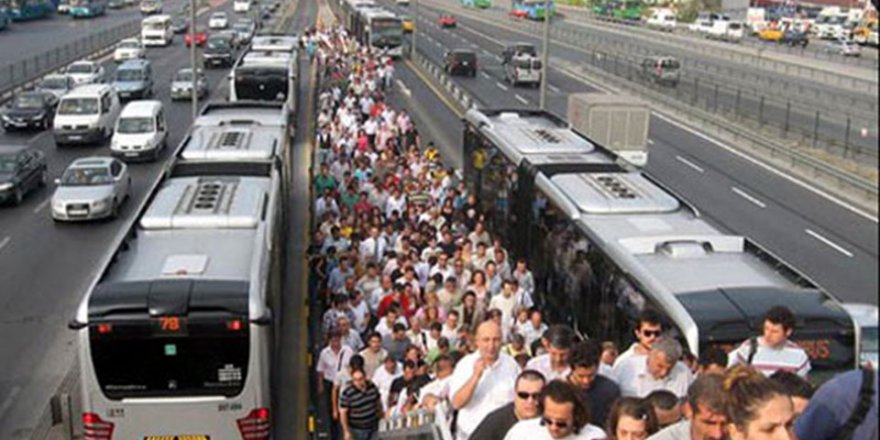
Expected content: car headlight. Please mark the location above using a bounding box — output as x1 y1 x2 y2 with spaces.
1 114 10 122
0 182 13 191
92 197 111 209
31 112 45 121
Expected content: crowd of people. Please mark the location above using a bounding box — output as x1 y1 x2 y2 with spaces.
304 22 878 440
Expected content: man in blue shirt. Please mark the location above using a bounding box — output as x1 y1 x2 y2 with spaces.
795 368 878 440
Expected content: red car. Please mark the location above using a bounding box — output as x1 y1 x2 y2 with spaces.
185 31 208 47
438 15 457 28
510 9 528 19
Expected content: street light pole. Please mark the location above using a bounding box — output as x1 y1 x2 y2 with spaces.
189 0 198 121
411 0 418 58
539 0 550 110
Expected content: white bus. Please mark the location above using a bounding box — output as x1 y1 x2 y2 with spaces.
356 8 405 58
141 14 173 46
229 49 298 114
70 103 288 439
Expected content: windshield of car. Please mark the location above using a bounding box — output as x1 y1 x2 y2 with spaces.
208 38 230 49
61 166 111 186
116 69 145 82
118 41 140 49
67 63 94 74
57 98 99 115
212 13 226 19
660 59 680 69
0 156 17 173
39 77 69 90
233 22 251 31
117 117 154 134
174 70 194 82
13 95 44 109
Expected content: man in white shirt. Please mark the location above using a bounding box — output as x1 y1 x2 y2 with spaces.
489 279 521 338
316 331 354 440
615 337 693 399
727 305 811 378
504 380 607 440
449 321 521 440
358 226 387 265
349 290 370 335
429 253 455 282
441 311 461 349
611 309 665 373
372 356 403 413
526 325 575 382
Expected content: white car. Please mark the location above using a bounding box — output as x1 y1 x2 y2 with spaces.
825 39 862 57
233 0 251 12
208 12 229 29
51 157 131 221
65 61 106 86
113 38 147 63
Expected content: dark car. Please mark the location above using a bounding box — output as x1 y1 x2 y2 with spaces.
0 145 48 206
1 91 58 131
444 49 477 76
780 30 809 47
203 33 237 67
171 15 189 33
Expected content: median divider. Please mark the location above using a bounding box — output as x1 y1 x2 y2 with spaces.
406 50 480 117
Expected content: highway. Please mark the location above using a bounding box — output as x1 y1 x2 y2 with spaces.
0 0 875 436
383 0 879 307
411 0 879 157
0 0 277 435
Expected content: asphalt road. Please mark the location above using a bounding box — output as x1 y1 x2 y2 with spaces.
0 0 273 436
415 0 879 156
387 0 879 307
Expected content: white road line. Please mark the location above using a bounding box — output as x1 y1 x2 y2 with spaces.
33 197 51 215
470 43 479 49
647 139 655 145
548 84 561 93
732 186 767 209
805 229 855 258
675 155 705 174
496 82 509 91
27 131 51 145
495 56 504 63
482 50 494 57
0 236 10 252
515 94 529 105
0 386 20 420
395 79 412 97
480 72 492 80
434 40 442 48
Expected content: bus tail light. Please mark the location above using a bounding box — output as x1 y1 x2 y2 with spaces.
237 408 270 439
82 412 114 440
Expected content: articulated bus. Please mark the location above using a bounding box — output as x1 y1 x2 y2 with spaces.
7 0 55 21
69 0 107 17
341 0 377 33
461 0 492 9
511 0 555 20
355 8 405 58
462 108 857 384
70 101 289 439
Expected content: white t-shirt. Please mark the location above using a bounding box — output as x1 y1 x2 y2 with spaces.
448 352 521 440
727 337 811 378
526 354 572 382
372 363 403 411
615 356 693 399
504 418 607 440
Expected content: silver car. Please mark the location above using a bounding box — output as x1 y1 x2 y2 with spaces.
51 157 131 221
35 75 75 100
170 68 208 100
65 60 106 86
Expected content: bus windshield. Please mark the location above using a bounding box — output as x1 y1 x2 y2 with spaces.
89 317 249 399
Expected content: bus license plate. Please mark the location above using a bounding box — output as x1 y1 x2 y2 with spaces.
67 135 82 141
143 436 209 440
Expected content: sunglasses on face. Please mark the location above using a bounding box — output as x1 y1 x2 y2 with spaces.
541 417 570 430
516 391 541 401
641 330 662 337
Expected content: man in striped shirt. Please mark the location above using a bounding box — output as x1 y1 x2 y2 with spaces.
340 368 384 440
728 305 811 378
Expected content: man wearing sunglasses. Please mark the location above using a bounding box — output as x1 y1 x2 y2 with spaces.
471 370 547 439
612 309 665 370
503 380 607 440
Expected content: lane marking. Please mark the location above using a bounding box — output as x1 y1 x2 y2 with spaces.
480 72 492 80
647 138 655 145
395 79 412 97
0 386 20 420
806 229 855 258
0 236 10 252
482 50 494 57
33 197 51 215
732 186 767 209
675 155 705 174
496 82 509 91
548 84 561 93
27 131 52 145
515 94 529 105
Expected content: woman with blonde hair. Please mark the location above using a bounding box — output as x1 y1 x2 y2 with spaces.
723 365 797 440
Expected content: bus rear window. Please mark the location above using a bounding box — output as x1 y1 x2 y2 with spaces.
89 317 249 399
235 69 288 101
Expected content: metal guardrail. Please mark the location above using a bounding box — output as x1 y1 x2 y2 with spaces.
0 19 141 104
378 406 453 440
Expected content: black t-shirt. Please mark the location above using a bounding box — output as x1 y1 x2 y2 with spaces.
470 402 519 440
389 374 431 399
578 375 621 428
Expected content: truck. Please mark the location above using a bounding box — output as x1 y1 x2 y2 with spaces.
567 93 651 167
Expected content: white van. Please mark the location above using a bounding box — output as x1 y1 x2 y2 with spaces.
53 84 121 146
111 100 167 161
233 0 252 12
141 14 173 46
646 8 676 31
